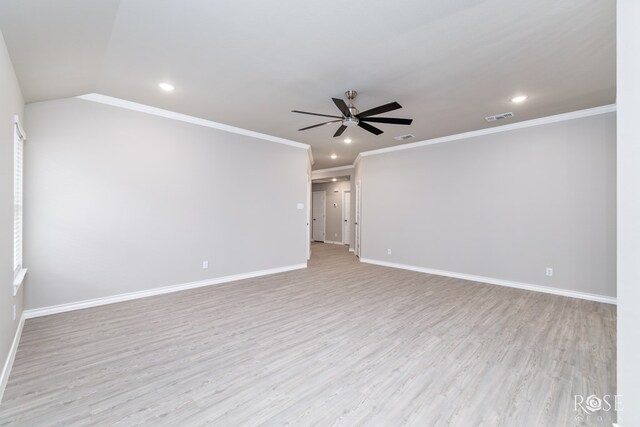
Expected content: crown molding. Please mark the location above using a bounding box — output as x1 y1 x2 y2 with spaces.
76 93 310 151
358 104 617 158
312 165 354 173
76 96 615 164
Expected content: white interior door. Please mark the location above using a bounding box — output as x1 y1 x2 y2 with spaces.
307 173 312 259
312 191 326 242
355 182 361 256
343 191 351 245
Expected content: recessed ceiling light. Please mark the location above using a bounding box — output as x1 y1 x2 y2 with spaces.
344 138 352 144
158 82 175 92
511 95 528 103
332 178 337 182
331 154 337 159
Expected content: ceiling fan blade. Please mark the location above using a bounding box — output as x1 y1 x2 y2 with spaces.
298 120 341 131
358 121 383 135
357 101 402 118
332 98 351 117
292 110 342 119
360 117 413 125
333 125 347 137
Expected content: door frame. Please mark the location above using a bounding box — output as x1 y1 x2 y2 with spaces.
355 181 361 257
312 190 326 242
342 190 351 245
307 172 311 260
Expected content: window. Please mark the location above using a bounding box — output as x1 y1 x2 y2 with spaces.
13 115 26 285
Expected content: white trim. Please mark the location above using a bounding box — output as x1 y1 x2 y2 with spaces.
12 268 27 296
312 165 354 173
358 104 617 158
354 180 362 257
307 148 315 166
360 258 616 305
349 248 355 252
307 169 312 261
76 94 310 151
0 312 25 403
23 263 307 319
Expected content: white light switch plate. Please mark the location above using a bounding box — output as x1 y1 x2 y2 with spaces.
296 203 304 210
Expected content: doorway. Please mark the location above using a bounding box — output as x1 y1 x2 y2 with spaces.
310 174 355 257
312 190 326 242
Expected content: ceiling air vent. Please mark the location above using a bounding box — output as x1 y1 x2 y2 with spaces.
485 112 514 122
394 134 415 141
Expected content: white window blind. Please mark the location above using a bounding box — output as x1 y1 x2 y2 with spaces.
14 117 25 277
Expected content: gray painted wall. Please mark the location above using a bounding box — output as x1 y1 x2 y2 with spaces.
359 112 616 297
312 181 351 245
618 0 640 422
0 28 24 393
24 98 309 309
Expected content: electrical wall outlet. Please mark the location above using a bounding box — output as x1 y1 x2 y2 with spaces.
202 261 209 269
546 267 553 277
387 249 392 255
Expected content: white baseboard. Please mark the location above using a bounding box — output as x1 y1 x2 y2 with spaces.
360 258 616 305
0 312 26 404
24 263 307 319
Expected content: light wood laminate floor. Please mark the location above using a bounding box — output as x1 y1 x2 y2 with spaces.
0 243 616 426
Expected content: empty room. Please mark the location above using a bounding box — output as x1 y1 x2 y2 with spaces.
0 1 638 425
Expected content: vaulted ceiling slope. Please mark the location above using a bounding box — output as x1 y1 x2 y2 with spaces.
0 0 615 169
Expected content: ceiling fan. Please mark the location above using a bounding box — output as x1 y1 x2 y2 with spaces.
292 90 413 137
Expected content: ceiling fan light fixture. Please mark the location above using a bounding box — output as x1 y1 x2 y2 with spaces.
342 117 359 127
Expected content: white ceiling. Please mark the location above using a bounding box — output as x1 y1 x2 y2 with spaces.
0 0 615 169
